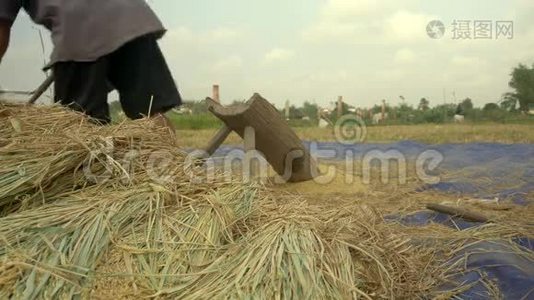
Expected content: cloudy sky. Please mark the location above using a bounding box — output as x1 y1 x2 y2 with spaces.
1 0 534 108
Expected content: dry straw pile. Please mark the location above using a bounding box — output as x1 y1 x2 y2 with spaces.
0 103 485 299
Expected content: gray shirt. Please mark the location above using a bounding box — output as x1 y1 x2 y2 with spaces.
0 0 165 65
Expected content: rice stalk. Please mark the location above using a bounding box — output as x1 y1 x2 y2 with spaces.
0 104 187 215
116 186 257 294
0 182 179 299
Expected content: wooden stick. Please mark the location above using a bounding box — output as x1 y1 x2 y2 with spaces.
426 203 490 223
204 125 232 157
28 73 55 105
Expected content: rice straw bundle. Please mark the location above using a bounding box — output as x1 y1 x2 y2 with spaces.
89 192 385 299
324 207 441 299
0 183 178 299
115 186 257 294
0 103 187 214
0 105 261 298
0 139 88 212
155 212 357 299
0 104 89 142
228 199 443 300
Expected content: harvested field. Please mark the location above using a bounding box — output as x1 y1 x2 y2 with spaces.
176 123 534 149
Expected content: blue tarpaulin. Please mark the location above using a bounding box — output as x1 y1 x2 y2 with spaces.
216 141 534 204
214 141 534 299
304 141 534 204
438 240 534 299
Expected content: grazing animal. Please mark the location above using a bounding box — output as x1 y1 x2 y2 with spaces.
372 112 388 125
454 114 465 123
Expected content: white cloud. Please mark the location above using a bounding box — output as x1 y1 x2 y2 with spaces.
263 48 295 64
322 0 379 20
384 11 436 42
211 55 243 73
394 48 417 64
308 70 349 83
374 69 405 81
164 26 194 43
163 26 242 46
302 22 359 43
517 0 534 8
201 27 242 44
301 0 425 44
159 26 245 80
451 56 487 68
301 0 382 43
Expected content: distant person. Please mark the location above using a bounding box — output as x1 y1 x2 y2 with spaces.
0 0 181 129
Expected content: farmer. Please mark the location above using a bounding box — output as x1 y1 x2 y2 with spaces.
0 1 181 129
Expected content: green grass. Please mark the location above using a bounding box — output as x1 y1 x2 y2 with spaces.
110 105 222 130
166 113 223 130
168 114 534 131
167 114 319 130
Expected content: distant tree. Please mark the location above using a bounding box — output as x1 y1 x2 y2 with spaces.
231 99 247 105
301 101 319 120
371 104 387 114
289 105 305 119
397 103 414 112
455 98 473 115
433 104 457 123
340 101 351 116
396 103 416 123
418 98 430 111
483 103 500 111
507 63 534 112
327 101 353 121
500 93 519 112
188 100 210 114
460 98 474 110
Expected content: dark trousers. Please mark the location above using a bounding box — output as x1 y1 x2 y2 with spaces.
53 34 182 124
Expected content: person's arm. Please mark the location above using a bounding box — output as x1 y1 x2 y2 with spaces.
0 19 12 62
